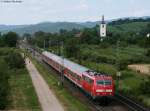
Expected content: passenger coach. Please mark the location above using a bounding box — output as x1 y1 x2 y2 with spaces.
42 51 114 99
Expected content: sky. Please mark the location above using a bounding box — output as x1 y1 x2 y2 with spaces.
0 0 150 25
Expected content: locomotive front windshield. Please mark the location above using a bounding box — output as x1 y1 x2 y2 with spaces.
97 80 112 85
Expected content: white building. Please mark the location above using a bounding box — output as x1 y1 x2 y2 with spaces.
100 15 107 37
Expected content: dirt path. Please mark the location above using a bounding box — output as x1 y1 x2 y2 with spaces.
25 58 64 111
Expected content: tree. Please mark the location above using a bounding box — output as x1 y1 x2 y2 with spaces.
65 38 80 58
80 28 99 44
5 52 25 69
139 77 150 96
23 33 31 38
141 23 150 36
0 34 5 47
146 49 150 57
4 32 19 47
59 29 68 34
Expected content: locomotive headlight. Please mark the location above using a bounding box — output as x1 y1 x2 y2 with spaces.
96 89 105 92
106 89 112 92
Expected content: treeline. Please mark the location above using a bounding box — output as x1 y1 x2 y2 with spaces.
25 22 150 48
0 32 19 47
109 18 150 25
24 22 150 58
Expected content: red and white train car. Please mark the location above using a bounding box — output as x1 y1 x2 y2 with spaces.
42 51 114 99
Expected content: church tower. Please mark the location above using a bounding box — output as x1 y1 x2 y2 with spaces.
100 15 107 37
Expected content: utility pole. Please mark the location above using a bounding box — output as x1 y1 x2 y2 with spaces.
60 41 64 86
116 40 121 91
48 40 51 48
43 40 46 49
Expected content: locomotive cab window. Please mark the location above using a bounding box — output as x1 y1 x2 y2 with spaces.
97 80 112 85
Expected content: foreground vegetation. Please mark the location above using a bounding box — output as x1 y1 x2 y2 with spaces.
0 48 41 110
0 31 41 110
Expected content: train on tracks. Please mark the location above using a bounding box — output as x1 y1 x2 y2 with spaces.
42 51 114 99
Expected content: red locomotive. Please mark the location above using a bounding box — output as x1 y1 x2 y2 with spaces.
42 51 114 99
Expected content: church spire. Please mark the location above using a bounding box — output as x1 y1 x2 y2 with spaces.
102 15 105 24
100 15 107 37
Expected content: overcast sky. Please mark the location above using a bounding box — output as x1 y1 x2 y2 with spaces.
0 0 150 25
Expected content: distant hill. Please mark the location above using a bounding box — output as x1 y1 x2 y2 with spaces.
0 16 150 35
0 25 27 31
0 21 105 35
0 22 92 35
78 21 100 27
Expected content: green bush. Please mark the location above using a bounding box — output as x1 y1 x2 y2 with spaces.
116 59 129 70
139 77 150 96
5 51 25 69
3 32 18 47
0 48 14 56
0 59 9 109
146 49 150 57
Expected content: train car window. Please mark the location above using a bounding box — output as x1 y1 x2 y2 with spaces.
76 75 81 81
82 76 85 81
68 70 75 78
85 76 88 82
68 70 71 76
67 70 81 81
78 77 81 81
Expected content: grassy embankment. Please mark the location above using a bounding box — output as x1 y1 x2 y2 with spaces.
0 48 41 111
26 51 90 111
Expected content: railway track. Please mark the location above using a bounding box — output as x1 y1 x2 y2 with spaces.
88 99 118 111
115 93 149 111
21 44 149 111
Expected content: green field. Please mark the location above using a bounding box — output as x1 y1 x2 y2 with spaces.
7 68 41 111
80 45 148 64
0 48 41 111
